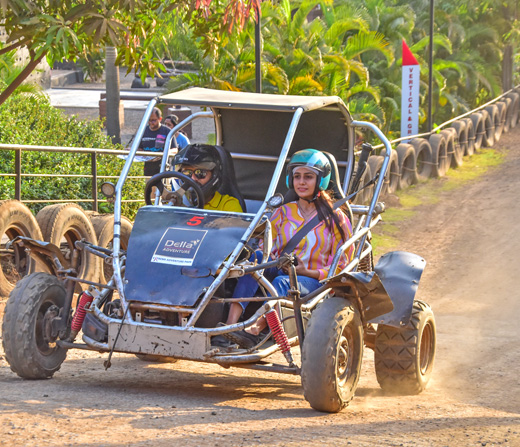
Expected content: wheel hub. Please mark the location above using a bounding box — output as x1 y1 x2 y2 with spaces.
42 305 60 346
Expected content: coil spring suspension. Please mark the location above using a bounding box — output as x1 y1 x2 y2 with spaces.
69 290 94 341
265 310 293 365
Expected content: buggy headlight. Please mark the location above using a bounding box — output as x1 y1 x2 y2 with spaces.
100 182 116 198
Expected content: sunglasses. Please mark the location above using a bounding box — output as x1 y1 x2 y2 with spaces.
180 168 210 180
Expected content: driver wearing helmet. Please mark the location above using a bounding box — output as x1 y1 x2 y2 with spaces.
173 144 243 212
218 149 353 348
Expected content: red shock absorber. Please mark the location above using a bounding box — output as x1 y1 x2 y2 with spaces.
265 309 293 365
69 290 94 341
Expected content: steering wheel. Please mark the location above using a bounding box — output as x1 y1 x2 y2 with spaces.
144 171 205 208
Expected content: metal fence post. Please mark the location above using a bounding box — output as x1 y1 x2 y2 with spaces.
15 148 21 200
91 151 98 211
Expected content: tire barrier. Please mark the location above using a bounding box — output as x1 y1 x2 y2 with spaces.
502 98 512 133
380 148 400 196
463 117 476 156
470 112 485 151
506 92 519 129
440 129 456 169
396 143 418 189
484 104 501 146
0 200 43 296
429 133 449 177
448 121 466 167
89 213 133 283
367 155 386 197
36 204 100 285
480 108 495 148
409 138 434 181
495 101 507 137
353 162 373 204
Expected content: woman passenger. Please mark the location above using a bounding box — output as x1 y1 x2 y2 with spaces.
222 149 353 348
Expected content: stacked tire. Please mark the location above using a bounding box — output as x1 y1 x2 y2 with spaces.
0 201 133 295
361 92 520 203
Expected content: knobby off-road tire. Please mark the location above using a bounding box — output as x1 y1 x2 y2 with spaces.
374 300 436 394
36 204 100 284
0 200 43 296
89 213 133 283
301 297 364 413
2 272 68 379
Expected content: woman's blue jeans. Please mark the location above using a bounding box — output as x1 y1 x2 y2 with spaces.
232 254 321 311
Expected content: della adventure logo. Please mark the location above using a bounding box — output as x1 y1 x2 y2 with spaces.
151 227 207 266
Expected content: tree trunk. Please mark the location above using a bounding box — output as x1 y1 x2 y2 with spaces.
0 51 46 106
105 46 121 145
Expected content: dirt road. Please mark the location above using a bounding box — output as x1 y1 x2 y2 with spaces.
1 129 519 446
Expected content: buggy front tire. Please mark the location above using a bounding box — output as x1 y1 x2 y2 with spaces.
301 297 363 413
374 300 436 394
2 272 68 379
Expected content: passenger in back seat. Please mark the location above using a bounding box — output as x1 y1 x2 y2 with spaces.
173 144 243 212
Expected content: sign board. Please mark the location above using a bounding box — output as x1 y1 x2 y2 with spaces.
401 40 420 141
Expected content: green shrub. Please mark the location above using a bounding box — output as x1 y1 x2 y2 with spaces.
0 92 144 219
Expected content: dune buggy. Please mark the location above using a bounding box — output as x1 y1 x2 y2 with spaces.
2 88 436 413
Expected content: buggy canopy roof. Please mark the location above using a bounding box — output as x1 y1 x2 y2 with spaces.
159 87 352 114
158 88 354 202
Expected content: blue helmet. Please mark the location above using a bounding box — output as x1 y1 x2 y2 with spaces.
286 149 331 191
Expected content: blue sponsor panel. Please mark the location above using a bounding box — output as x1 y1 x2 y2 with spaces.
125 207 253 306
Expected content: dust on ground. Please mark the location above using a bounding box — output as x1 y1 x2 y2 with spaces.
1 128 519 446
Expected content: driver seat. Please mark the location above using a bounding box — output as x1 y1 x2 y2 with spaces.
214 145 247 212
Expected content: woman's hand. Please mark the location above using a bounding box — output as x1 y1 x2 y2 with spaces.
293 256 320 279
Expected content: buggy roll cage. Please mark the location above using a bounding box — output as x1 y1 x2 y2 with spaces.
110 88 393 327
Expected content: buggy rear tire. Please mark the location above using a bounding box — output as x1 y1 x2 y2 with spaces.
0 200 43 296
374 300 436 394
301 297 363 413
2 272 68 379
36 204 100 284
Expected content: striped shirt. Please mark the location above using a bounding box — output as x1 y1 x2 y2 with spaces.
270 202 353 281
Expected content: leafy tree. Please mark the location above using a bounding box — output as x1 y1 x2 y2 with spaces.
0 0 263 105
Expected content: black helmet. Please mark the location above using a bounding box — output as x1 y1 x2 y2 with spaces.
174 144 222 202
